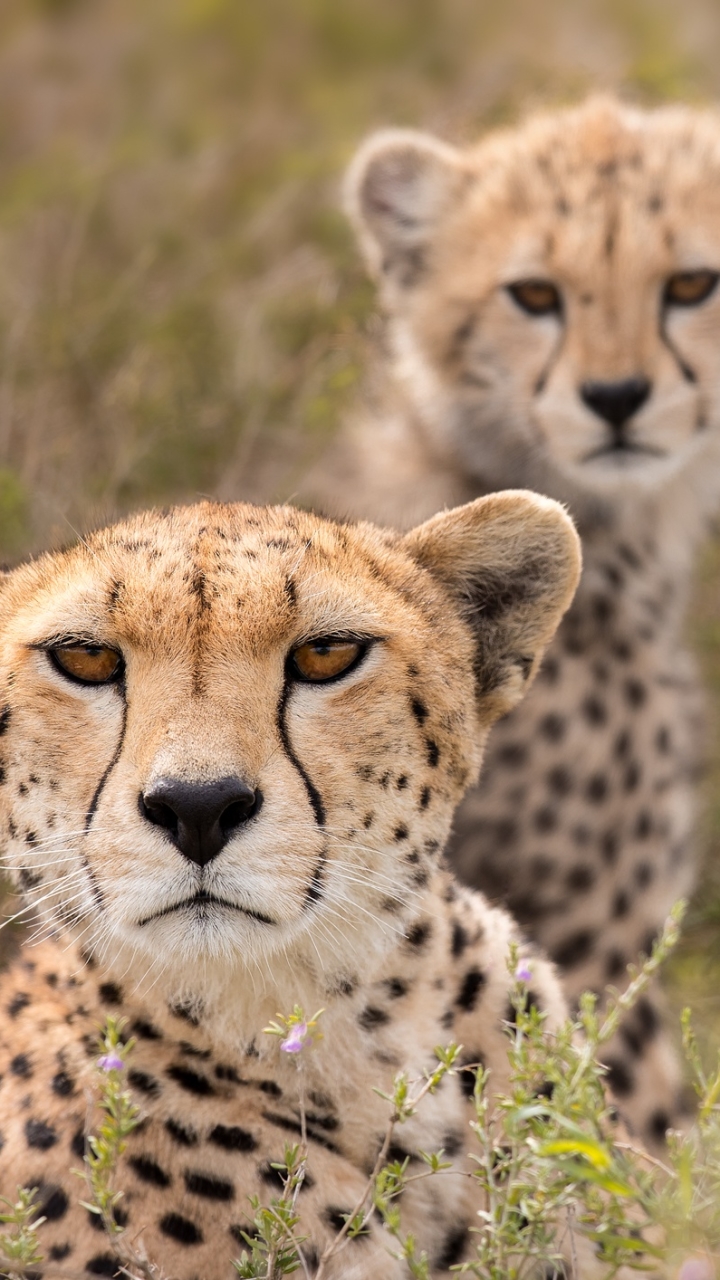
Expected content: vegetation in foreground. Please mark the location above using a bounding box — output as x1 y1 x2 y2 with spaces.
3 906 719 1280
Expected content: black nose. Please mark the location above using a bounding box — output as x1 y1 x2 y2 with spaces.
140 776 262 867
580 376 651 432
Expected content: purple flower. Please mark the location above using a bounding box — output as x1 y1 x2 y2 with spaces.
98 1051 124 1071
280 1022 308 1054
515 960 533 984
678 1260 714 1280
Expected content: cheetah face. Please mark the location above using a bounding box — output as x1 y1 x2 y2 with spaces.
0 497 578 992
348 98 720 492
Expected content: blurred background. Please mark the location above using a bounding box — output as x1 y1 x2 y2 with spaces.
1 0 720 1047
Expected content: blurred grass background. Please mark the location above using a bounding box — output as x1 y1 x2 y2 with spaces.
1 0 720 1053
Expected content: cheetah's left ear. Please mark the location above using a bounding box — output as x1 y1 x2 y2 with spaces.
402 491 581 723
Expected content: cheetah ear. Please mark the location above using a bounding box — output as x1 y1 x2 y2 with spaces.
345 128 466 287
402 491 582 723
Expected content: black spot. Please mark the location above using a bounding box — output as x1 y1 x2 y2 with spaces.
165 1118 199 1146
396 775 408 790
209 1123 258 1152
393 824 408 842
624 761 641 792
11 1053 32 1078
451 921 469 957
552 930 595 969
325 1206 354 1234
38 1185 69 1222
605 950 626 980
131 1018 163 1040
458 1054 484 1099
51 1069 75 1097
184 1170 234 1201
0 707 10 735
426 738 440 767
456 967 486 1012
70 1125 85 1158
533 806 557 834
656 726 671 753
497 741 527 767
128 1069 161 1098
8 991 30 1018
612 890 631 919
25 1118 57 1149
636 997 659 1040
166 1064 215 1096
49 1244 72 1262
565 865 594 892
547 766 573 796
585 773 609 803
129 1154 171 1187
437 1224 468 1268
359 1006 390 1030
169 1000 201 1027
362 811 374 828
419 786 431 809
405 920 432 949
582 696 607 726
624 678 647 708
411 697 428 723
179 1040 211 1059
215 1062 243 1083
635 810 652 839
384 977 408 999
539 713 566 742
259 1079 282 1097
648 1108 670 1143
605 1058 634 1096
87 1254 122 1275
158 1213 203 1245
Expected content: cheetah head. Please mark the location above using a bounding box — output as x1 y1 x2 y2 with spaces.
348 96 720 497
0 496 578 1004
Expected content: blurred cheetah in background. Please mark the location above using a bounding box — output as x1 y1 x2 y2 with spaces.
312 96 720 1148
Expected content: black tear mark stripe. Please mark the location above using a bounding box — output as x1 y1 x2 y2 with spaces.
659 323 698 386
85 689 128 830
82 686 128 911
277 684 325 826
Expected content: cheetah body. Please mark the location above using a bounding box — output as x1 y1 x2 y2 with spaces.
0 496 584 1278
316 96 720 1145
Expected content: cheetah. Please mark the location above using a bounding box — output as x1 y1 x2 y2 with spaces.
0 494 593 1278
308 95 720 1149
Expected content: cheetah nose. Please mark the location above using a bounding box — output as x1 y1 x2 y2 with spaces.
580 376 651 432
140 776 262 867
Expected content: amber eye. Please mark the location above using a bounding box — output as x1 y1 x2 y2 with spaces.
507 279 562 316
664 269 719 308
49 644 123 686
290 639 365 684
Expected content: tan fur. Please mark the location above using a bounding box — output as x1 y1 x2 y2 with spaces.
0 496 603 1278
305 96 720 1149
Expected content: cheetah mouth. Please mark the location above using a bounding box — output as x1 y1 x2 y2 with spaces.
137 891 276 928
582 440 666 464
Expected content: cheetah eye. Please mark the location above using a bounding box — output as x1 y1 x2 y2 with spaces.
290 639 366 684
48 644 124 686
664 269 719 308
507 279 562 317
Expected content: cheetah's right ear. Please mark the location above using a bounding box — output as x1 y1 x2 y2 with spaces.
345 129 466 287
402 491 582 724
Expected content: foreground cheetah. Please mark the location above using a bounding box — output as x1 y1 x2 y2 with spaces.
316 95 720 1147
0 494 591 1278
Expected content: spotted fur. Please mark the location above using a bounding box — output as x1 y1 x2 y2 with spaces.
309 96 720 1149
0 495 594 1278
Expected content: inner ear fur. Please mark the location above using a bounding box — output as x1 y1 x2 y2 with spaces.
344 128 465 285
402 491 582 722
